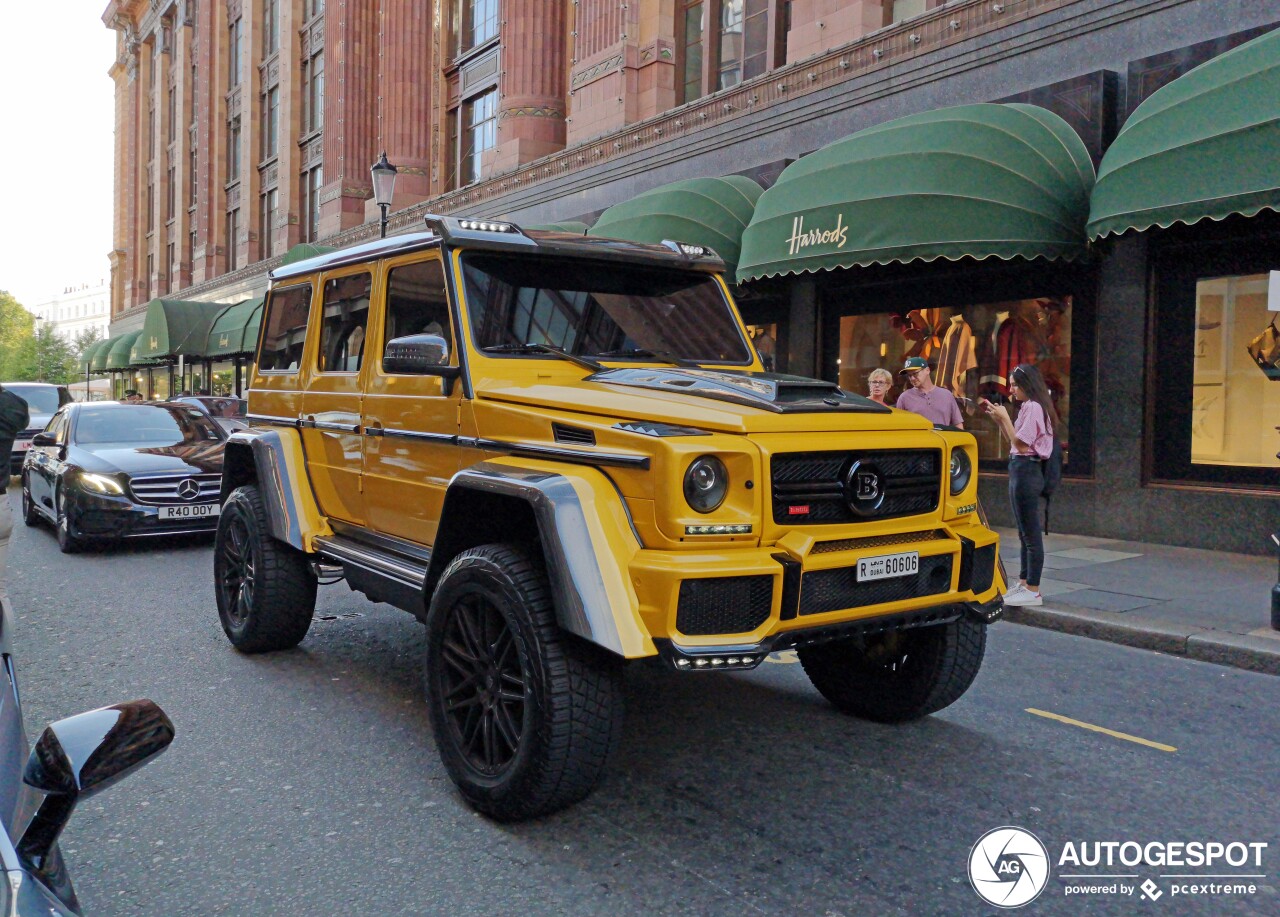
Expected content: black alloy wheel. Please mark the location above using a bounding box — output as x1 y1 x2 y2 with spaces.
218 511 255 632
20 475 37 527
55 486 80 554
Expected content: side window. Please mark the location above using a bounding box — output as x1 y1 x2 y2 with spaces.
318 272 372 373
50 411 69 442
258 283 314 372
384 260 453 372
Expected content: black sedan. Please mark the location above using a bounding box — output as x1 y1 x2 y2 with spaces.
21 402 226 553
0 592 174 914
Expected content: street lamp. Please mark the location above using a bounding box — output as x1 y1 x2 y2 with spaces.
371 152 398 239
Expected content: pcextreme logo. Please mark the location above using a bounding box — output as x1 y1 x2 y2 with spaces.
969 826 1051 908
968 828 1271 908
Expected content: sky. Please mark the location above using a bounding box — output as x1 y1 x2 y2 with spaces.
0 4 117 310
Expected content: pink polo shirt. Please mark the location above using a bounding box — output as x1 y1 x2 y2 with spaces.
1013 400 1054 459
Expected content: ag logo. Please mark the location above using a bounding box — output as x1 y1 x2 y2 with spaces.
969 826 1050 908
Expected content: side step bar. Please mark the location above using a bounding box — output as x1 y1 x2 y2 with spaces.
313 535 428 618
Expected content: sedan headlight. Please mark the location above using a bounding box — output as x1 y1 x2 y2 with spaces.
949 448 972 496
79 472 124 495
683 455 729 514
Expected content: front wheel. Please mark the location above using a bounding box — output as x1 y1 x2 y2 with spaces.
424 544 624 821
213 484 317 652
55 487 80 554
798 614 987 723
20 475 38 527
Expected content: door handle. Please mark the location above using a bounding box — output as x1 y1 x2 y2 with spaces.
364 423 384 436
300 415 316 428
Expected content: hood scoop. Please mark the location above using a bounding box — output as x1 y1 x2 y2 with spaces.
588 368 891 414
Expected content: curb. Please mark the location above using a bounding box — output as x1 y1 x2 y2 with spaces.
1001 604 1280 676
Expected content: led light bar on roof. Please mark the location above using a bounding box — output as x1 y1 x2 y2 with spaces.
458 219 518 233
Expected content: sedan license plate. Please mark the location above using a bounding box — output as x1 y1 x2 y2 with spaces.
13 440 30 452
158 503 220 520
856 551 919 582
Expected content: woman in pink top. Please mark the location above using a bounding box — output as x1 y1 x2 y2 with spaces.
979 364 1059 606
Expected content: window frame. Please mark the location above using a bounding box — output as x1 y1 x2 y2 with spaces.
315 269 374 375
676 0 789 105
257 282 316 374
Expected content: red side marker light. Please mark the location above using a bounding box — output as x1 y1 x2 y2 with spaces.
788 505 810 515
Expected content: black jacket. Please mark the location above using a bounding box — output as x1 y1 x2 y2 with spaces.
0 389 31 492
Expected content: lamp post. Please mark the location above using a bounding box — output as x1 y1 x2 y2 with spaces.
371 152 398 239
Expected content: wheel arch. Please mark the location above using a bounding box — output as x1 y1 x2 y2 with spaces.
426 459 654 659
220 429 329 551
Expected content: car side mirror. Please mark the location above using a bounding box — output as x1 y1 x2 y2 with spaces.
18 700 174 877
30 432 56 448
383 334 461 392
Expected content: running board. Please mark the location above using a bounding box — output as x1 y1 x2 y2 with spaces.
313 535 428 617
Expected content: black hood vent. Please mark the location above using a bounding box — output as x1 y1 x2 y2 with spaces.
552 423 596 446
588 368 891 414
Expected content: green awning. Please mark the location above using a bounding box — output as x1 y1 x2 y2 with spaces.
205 297 264 357
737 103 1095 282
91 335 122 372
588 175 763 276
133 298 222 361
281 242 335 266
105 331 143 370
80 338 111 373
524 220 590 234
1088 27 1280 239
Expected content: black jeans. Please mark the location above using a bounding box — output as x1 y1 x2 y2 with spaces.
1008 457 1045 587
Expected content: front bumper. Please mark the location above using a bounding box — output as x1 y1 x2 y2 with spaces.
631 520 1004 664
66 490 220 540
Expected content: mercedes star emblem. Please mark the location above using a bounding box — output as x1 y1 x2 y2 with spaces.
176 479 200 501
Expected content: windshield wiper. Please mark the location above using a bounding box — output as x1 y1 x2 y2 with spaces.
482 342 604 372
590 348 702 368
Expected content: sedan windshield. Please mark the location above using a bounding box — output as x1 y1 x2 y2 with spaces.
6 385 62 414
461 253 752 365
72 405 224 447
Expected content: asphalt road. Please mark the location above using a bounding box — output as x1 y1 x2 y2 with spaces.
7 493 1280 916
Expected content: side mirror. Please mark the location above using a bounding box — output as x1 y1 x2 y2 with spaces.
383 333 452 374
30 432 56 448
18 700 174 876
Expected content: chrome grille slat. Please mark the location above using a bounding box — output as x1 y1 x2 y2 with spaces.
128 473 222 505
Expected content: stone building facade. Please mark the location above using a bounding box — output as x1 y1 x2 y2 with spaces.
27 281 111 345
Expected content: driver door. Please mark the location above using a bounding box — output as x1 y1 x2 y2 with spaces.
361 254 461 546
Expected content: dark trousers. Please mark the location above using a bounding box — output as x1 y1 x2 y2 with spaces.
1008 457 1045 587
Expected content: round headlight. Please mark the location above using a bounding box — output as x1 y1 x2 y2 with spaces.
684 455 729 513
949 448 972 496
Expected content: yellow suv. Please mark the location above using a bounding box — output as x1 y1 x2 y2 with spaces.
214 214 1004 821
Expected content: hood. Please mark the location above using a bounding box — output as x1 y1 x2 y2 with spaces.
476 367 934 435
26 412 53 432
75 442 225 476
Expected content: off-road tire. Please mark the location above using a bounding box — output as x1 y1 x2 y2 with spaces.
798 614 986 723
20 475 38 527
214 484 317 653
424 543 624 821
55 487 80 554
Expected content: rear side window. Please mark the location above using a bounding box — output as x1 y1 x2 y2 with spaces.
258 283 313 372
384 260 452 372
317 272 372 373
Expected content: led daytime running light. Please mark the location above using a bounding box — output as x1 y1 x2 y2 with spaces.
684 524 752 535
79 472 124 495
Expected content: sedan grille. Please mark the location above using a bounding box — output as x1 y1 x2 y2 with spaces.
128 473 222 505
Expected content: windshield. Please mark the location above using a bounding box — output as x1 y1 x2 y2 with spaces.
72 405 225 447
6 385 62 414
461 253 753 365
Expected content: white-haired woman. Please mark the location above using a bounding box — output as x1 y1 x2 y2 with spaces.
866 368 893 406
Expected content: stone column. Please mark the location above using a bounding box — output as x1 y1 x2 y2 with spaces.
320 0 376 237
370 0 432 211
491 0 568 174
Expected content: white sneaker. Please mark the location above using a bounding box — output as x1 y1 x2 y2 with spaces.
1004 589 1043 607
1003 583 1028 602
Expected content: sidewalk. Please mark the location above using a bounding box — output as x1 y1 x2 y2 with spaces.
992 527 1280 675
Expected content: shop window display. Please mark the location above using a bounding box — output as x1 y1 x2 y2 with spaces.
210 360 236 396
837 297 1072 465
746 323 778 372
1192 274 1279 468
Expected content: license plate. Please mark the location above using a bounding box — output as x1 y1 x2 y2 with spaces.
857 551 919 582
159 503 220 520
13 440 30 452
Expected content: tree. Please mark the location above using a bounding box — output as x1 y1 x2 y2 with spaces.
73 326 103 361
31 322 78 384
0 291 36 380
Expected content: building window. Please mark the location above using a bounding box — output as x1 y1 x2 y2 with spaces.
188 227 197 270
301 165 323 242
227 118 241 180
167 162 176 220
148 102 156 160
306 0 325 21
145 254 154 300
452 0 499 58
228 17 243 89
302 50 324 134
260 187 277 258
263 0 280 56
167 85 176 143
167 242 176 290
262 86 280 159
679 0 783 103
189 143 198 206
886 0 931 25
226 208 240 271
147 176 155 232
447 88 498 190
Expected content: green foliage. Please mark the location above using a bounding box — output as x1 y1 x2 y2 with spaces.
73 326 103 361
31 322 78 384
0 290 36 380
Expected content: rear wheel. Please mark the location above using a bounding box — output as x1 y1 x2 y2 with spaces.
424 544 624 821
214 484 317 652
55 487 80 554
798 614 986 723
20 475 38 527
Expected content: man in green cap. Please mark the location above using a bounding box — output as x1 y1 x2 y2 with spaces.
896 356 964 428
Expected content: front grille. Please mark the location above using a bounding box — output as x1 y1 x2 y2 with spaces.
676 575 773 636
799 553 954 616
771 449 941 525
811 529 950 554
128 473 222 505
970 544 996 595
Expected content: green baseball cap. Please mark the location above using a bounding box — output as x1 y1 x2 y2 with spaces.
898 356 929 374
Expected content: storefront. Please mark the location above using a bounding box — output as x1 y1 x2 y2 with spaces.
200 296 264 397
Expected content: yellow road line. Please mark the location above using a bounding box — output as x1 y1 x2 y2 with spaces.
1025 708 1177 753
